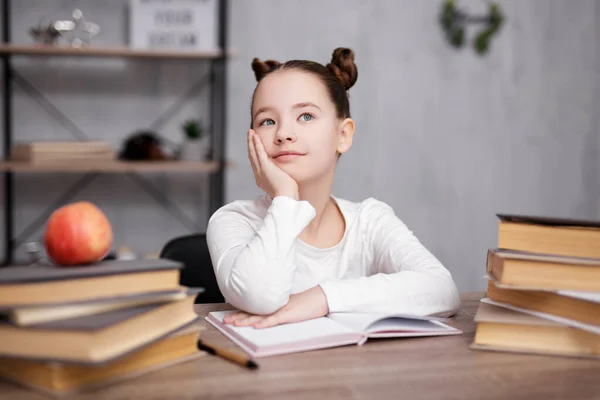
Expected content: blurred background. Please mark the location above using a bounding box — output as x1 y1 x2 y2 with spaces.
0 0 598 293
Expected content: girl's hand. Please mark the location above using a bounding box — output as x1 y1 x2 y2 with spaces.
223 286 329 329
248 129 299 200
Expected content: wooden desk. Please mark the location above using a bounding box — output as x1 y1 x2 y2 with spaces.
2 292 599 399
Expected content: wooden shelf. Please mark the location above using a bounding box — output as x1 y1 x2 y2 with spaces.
0 160 222 173
0 44 224 60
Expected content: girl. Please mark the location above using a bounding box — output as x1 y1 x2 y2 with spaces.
206 48 461 329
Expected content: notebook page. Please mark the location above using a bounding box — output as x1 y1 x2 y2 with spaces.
209 311 356 347
327 312 447 333
480 298 600 335
558 290 600 304
365 318 455 333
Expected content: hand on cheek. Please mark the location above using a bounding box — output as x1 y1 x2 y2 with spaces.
247 129 299 200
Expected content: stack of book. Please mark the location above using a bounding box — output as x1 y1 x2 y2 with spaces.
9 141 116 163
0 258 205 395
471 214 600 359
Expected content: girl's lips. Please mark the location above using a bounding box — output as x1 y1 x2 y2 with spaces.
274 153 303 162
273 150 305 162
274 150 304 158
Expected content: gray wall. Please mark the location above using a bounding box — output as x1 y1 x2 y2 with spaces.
0 1 598 293
226 0 600 292
597 1 600 219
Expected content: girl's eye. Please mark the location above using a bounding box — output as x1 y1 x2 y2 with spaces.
298 113 314 122
260 119 275 126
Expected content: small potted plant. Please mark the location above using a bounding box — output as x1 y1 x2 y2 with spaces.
180 119 209 161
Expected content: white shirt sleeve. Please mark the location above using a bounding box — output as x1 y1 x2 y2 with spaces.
206 196 316 315
319 201 461 317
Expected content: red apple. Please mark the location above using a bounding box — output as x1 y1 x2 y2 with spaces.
44 201 113 266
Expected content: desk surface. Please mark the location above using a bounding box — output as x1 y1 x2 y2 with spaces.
2 292 599 399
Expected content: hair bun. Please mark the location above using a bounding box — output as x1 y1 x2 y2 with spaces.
327 48 358 90
251 58 281 81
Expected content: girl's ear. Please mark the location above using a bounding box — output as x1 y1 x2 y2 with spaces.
336 118 355 155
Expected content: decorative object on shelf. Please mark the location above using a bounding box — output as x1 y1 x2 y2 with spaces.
23 241 45 265
9 140 115 163
117 246 137 261
119 131 170 161
179 119 208 161
28 19 62 45
439 0 504 55
183 119 203 140
129 0 219 52
54 8 100 48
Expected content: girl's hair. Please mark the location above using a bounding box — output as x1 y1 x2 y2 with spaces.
250 47 358 119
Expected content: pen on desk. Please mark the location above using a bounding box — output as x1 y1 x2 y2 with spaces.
197 339 259 370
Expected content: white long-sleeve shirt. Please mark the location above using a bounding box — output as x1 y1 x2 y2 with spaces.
206 195 461 317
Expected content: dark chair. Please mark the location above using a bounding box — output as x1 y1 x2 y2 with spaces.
159 233 225 304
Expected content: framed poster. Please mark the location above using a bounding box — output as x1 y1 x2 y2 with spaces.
129 0 219 51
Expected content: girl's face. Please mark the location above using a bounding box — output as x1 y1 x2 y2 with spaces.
251 69 354 184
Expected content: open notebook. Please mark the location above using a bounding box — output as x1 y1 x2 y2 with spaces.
206 311 462 357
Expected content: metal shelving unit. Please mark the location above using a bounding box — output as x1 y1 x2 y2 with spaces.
0 0 228 265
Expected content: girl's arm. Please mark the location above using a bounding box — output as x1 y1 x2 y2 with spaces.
206 196 315 315
319 200 461 316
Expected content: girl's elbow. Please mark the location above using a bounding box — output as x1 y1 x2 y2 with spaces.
247 292 289 314
222 279 290 315
216 261 292 315
435 277 461 316
230 291 289 315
